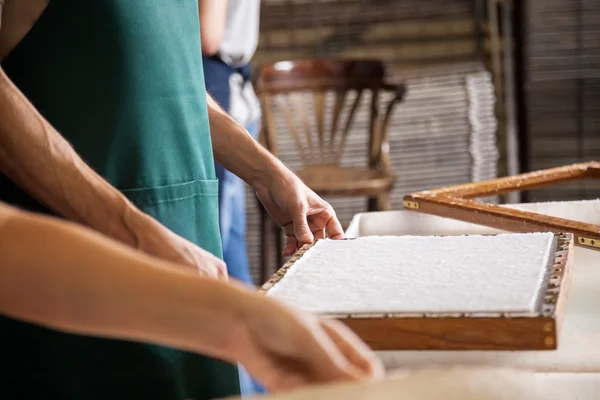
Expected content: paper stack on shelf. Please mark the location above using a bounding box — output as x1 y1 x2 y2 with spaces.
467 72 499 184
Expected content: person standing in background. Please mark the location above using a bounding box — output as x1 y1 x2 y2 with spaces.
199 1 264 396
199 0 261 290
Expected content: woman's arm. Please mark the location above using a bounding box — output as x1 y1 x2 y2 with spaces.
0 202 382 390
198 0 228 55
0 202 242 358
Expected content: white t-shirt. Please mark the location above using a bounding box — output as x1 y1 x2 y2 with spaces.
218 0 262 126
218 0 261 68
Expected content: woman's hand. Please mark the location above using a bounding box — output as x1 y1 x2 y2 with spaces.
255 170 345 256
232 294 384 391
0 201 379 393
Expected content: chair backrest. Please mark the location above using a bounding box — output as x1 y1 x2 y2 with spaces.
254 59 390 168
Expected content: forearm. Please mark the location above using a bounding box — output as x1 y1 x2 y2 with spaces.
207 94 290 190
0 67 144 247
0 203 248 362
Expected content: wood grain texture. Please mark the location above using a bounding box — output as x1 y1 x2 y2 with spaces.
342 317 555 351
255 59 388 94
403 162 600 250
261 234 574 351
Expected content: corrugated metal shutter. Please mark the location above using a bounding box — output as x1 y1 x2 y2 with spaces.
523 0 600 201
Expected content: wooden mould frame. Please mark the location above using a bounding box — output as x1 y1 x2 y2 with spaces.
403 161 600 250
260 233 575 351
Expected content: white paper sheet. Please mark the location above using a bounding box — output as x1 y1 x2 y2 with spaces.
266 233 555 314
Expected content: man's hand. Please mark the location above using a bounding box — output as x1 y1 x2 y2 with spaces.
254 170 345 256
129 211 228 280
206 94 345 256
232 295 384 391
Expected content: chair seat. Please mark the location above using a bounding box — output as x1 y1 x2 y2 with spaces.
296 165 394 197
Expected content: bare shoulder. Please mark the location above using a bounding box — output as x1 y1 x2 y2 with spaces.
0 0 49 61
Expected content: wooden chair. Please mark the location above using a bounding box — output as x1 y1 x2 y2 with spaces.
254 59 406 281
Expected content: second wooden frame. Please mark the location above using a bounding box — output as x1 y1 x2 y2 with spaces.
403 161 600 251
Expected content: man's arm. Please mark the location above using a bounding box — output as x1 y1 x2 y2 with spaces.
0 67 142 245
0 202 382 390
206 94 345 255
207 94 282 191
0 67 227 278
198 0 228 56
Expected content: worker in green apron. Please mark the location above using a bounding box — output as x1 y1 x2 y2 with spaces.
0 0 349 399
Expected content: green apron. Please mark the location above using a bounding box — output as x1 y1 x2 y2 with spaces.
0 0 240 399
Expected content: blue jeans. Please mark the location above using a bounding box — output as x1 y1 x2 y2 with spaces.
215 120 258 284
214 119 266 396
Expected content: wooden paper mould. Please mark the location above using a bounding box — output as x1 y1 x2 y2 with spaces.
260 233 574 351
403 161 600 251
